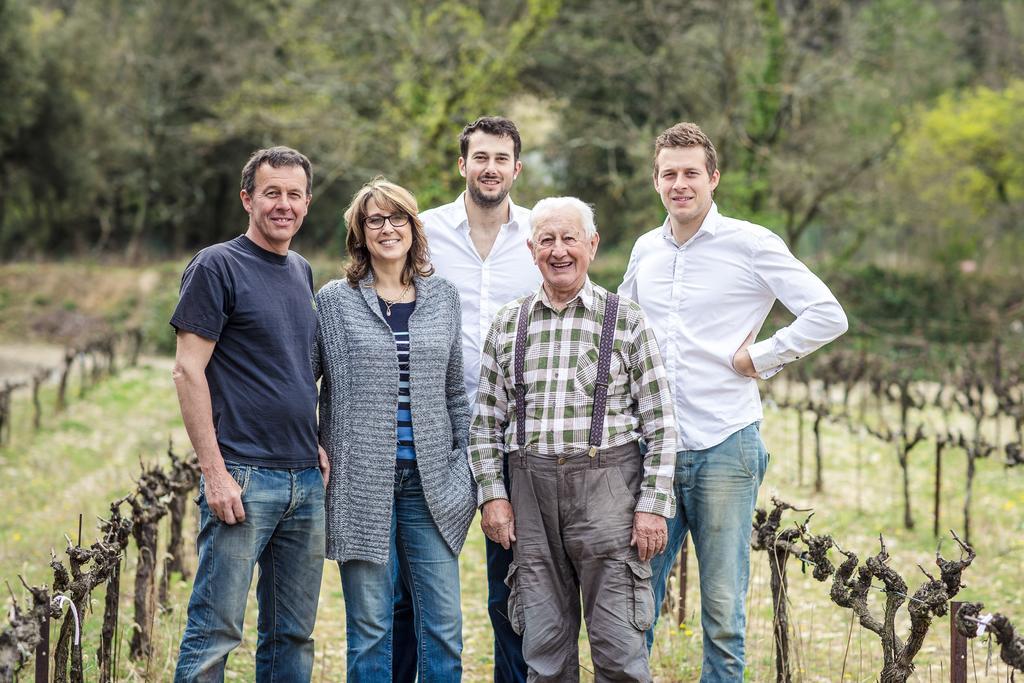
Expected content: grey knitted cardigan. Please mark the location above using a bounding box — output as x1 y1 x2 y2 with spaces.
313 272 476 565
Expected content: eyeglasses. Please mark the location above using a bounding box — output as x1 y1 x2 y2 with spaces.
363 213 410 231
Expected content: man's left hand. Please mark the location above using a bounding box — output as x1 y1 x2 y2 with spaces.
318 445 330 487
630 511 668 562
731 329 759 378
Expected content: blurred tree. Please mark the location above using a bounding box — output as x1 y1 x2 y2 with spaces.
186 0 560 252
523 0 959 256
0 0 1020 268
954 0 1024 89
0 0 44 248
891 80 1024 270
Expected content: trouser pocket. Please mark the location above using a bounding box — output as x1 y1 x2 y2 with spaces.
504 562 526 636
627 560 655 631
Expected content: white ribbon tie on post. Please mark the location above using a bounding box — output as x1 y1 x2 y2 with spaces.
975 612 994 637
52 595 81 645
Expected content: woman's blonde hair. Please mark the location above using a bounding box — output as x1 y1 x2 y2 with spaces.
343 176 434 287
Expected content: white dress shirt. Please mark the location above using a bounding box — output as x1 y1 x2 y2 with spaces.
422 193 542 404
618 203 848 451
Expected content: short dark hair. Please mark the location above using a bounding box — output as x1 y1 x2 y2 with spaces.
653 122 718 177
240 146 313 197
459 116 522 161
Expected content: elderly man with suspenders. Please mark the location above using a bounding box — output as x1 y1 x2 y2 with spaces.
469 196 677 682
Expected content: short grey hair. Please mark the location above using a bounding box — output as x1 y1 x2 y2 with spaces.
530 196 597 238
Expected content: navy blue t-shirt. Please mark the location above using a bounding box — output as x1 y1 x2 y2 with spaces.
170 235 319 468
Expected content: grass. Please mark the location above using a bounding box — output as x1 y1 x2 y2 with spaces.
2 365 1023 680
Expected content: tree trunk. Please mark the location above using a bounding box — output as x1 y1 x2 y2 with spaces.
98 559 122 683
32 371 44 430
52 597 87 683
159 491 189 607
57 350 74 410
768 545 793 683
813 412 824 493
797 408 805 487
130 522 158 661
963 454 975 547
933 442 944 538
899 447 914 530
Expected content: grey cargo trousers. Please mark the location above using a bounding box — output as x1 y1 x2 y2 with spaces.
505 441 655 683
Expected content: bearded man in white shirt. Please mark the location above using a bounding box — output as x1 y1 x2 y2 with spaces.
391 116 540 683
618 122 848 682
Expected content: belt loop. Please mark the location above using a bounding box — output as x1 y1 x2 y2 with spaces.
518 448 527 467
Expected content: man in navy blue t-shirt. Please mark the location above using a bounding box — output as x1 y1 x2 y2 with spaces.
171 146 329 682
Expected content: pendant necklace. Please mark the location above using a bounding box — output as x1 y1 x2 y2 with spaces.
377 282 411 317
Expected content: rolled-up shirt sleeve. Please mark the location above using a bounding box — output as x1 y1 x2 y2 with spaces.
468 317 511 507
746 233 849 378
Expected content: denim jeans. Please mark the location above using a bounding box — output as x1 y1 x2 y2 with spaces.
647 423 769 682
392 458 525 683
175 465 326 683
341 465 463 683
391 565 418 683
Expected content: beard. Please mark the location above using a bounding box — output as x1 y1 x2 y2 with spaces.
467 179 510 209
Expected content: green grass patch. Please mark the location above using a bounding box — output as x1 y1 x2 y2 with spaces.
2 369 1023 680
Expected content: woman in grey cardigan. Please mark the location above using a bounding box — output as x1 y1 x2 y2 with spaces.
313 177 476 681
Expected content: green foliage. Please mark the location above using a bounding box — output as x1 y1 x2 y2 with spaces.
0 0 1021 272
0 0 43 154
893 80 1024 268
830 263 1022 343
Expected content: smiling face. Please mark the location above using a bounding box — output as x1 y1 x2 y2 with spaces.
362 197 413 271
240 163 311 254
654 146 720 242
529 208 600 305
458 131 522 209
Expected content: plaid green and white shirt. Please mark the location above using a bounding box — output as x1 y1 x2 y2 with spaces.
469 278 677 517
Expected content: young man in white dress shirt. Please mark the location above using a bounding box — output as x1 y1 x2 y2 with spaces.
392 116 540 683
618 122 848 681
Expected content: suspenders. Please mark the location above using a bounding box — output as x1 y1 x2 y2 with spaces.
513 291 621 456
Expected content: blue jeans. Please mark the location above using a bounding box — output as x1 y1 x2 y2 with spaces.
175 465 326 683
647 423 769 682
391 565 418 683
392 458 525 683
342 465 463 682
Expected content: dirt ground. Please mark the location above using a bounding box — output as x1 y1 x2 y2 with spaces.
0 342 66 382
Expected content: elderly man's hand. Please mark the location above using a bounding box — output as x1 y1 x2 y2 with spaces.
630 511 667 562
481 499 517 549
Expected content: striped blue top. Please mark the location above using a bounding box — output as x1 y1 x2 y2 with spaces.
378 298 416 460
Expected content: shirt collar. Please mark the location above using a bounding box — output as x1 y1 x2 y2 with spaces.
533 277 595 313
659 202 720 246
454 192 527 232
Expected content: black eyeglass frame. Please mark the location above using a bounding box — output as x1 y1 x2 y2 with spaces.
363 214 410 231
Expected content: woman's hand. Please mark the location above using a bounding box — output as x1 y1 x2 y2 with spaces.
318 445 330 487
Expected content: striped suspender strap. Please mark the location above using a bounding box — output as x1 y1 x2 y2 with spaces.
513 294 535 450
588 293 620 457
